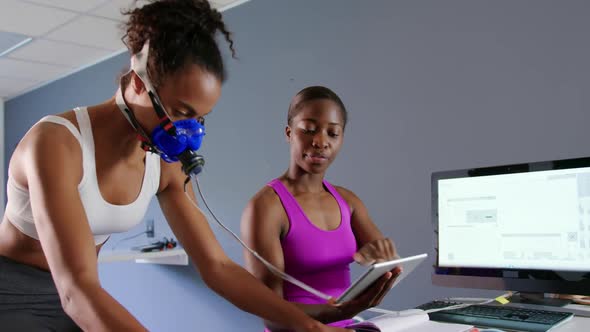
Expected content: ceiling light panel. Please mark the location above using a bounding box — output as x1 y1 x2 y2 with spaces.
45 15 125 51
22 0 107 13
0 0 76 36
7 39 114 67
0 58 71 82
91 0 150 21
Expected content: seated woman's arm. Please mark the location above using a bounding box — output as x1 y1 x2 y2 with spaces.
336 186 399 265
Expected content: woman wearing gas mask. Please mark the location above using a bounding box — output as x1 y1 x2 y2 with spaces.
0 1 352 331
241 86 401 331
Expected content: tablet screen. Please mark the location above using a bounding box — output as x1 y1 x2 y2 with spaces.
336 253 428 303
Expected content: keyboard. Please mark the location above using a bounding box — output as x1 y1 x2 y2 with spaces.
416 300 574 332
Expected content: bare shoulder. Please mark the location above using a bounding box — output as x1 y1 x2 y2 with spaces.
241 183 287 236
20 111 80 154
332 184 361 202
331 184 366 215
246 185 284 216
157 159 183 192
10 116 83 186
25 117 82 156
156 158 210 195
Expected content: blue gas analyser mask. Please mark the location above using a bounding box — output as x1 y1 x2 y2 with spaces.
116 41 206 177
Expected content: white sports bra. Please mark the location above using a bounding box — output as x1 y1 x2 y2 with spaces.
4 107 161 245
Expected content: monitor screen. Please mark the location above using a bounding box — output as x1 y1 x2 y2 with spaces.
432 157 590 298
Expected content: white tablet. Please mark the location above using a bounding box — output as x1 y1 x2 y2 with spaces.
336 253 428 304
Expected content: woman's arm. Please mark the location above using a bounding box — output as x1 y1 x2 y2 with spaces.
156 168 347 332
337 186 400 306
24 123 146 331
336 186 398 264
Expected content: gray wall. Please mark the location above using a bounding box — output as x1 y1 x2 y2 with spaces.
0 97 4 214
4 0 590 330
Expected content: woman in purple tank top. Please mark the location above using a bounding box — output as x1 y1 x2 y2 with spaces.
242 86 401 331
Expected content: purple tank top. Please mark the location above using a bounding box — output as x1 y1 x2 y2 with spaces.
266 179 357 330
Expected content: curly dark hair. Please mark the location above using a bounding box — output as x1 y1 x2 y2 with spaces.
120 0 235 88
287 86 348 129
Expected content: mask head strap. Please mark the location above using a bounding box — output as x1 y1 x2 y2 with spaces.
130 41 176 136
115 87 160 153
116 40 179 154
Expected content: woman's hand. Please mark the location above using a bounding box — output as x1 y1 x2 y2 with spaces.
350 267 401 309
335 267 402 318
333 238 400 316
353 238 398 266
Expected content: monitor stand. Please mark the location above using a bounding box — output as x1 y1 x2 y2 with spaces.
509 293 571 307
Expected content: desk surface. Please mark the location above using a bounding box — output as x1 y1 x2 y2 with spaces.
553 304 589 331
554 317 588 331
98 248 188 265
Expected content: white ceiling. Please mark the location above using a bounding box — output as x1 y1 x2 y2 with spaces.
0 0 249 100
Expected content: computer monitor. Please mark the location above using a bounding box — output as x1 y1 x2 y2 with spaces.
432 156 590 306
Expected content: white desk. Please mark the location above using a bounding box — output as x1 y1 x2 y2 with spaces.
97 248 188 265
552 304 590 331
